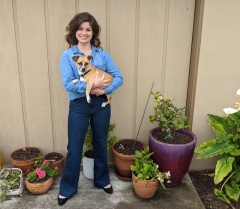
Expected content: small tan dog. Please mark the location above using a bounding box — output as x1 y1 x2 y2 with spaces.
72 55 113 107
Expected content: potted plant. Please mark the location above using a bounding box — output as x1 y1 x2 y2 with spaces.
112 139 146 181
44 152 65 177
0 168 24 202
25 155 57 194
148 91 197 186
82 123 118 180
130 146 171 198
10 147 42 174
195 89 240 208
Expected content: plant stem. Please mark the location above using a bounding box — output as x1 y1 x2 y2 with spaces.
221 171 235 191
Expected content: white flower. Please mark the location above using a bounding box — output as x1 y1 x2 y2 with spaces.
235 102 240 110
223 108 239 116
237 89 240 95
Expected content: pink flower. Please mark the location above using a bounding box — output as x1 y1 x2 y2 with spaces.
42 160 48 166
35 168 46 179
35 168 41 174
38 170 46 179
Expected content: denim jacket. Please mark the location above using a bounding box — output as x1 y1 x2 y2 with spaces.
60 45 123 101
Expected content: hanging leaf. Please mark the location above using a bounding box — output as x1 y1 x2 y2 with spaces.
214 189 233 208
235 167 240 182
225 181 240 201
214 157 234 184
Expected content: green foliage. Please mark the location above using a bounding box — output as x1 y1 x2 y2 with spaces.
149 91 190 139
83 125 94 155
82 123 118 157
26 155 58 183
130 146 171 189
0 168 21 202
195 111 240 208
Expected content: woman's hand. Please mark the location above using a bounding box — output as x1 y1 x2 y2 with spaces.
92 73 110 89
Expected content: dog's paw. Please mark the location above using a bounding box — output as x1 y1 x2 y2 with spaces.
101 102 107 107
87 95 91 103
72 79 79 84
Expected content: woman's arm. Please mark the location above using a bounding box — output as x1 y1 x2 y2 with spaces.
60 51 86 94
102 51 123 95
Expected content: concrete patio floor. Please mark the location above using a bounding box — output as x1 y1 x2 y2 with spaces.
1 167 205 209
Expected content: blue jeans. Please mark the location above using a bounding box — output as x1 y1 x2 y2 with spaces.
59 94 111 198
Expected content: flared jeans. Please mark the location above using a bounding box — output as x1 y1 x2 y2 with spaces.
59 94 111 198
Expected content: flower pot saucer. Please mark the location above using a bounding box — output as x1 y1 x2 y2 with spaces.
114 169 132 181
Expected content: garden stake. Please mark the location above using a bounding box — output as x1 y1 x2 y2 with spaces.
134 81 154 147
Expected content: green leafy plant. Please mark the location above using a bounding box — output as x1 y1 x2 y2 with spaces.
149 91 189 139
195 89 240 208
26 155 57 183
83 123 118 158
0 168 21 202
130 146 171 189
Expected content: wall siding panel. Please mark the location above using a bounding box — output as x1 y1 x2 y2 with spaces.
77 0 107 49
136 0 167 144
109 0 137 139
46 0 75 154
15 0 53 153
164 0 195 107
0 0 25 164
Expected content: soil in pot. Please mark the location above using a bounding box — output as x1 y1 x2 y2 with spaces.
84 150 93 158
113 140 144 155
44 152 65 177
11 147 40 161
153 130 193 144
10 147 41 174
44 152 64 162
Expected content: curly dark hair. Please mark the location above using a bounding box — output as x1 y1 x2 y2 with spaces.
65 12 101 48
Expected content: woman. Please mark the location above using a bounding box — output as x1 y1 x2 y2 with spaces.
58 12 123 206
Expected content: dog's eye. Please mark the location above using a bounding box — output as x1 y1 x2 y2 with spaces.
85 63 88 66
78 61 82 65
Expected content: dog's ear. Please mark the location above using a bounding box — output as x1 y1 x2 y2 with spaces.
72 56 79 62
87 55 93 61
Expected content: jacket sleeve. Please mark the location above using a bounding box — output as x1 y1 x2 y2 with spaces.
102 51 123 95
60 51 86 94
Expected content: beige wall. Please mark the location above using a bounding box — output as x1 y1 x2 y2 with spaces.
190 0 240 170
0 0 195 165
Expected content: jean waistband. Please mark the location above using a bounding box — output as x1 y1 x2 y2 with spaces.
72 94 106 101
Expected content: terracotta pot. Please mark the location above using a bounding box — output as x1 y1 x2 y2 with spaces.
149 127 197 186
25 177 53 194
132 172 159 199
44 152 65 177
112 139 146 181
10 147 42 174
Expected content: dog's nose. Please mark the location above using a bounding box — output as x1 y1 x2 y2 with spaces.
82 68 86 72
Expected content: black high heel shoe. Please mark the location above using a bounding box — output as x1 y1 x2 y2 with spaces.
58 196 68 206
103 185 113 194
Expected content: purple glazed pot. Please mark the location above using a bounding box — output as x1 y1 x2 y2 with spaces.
149 127 197 186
